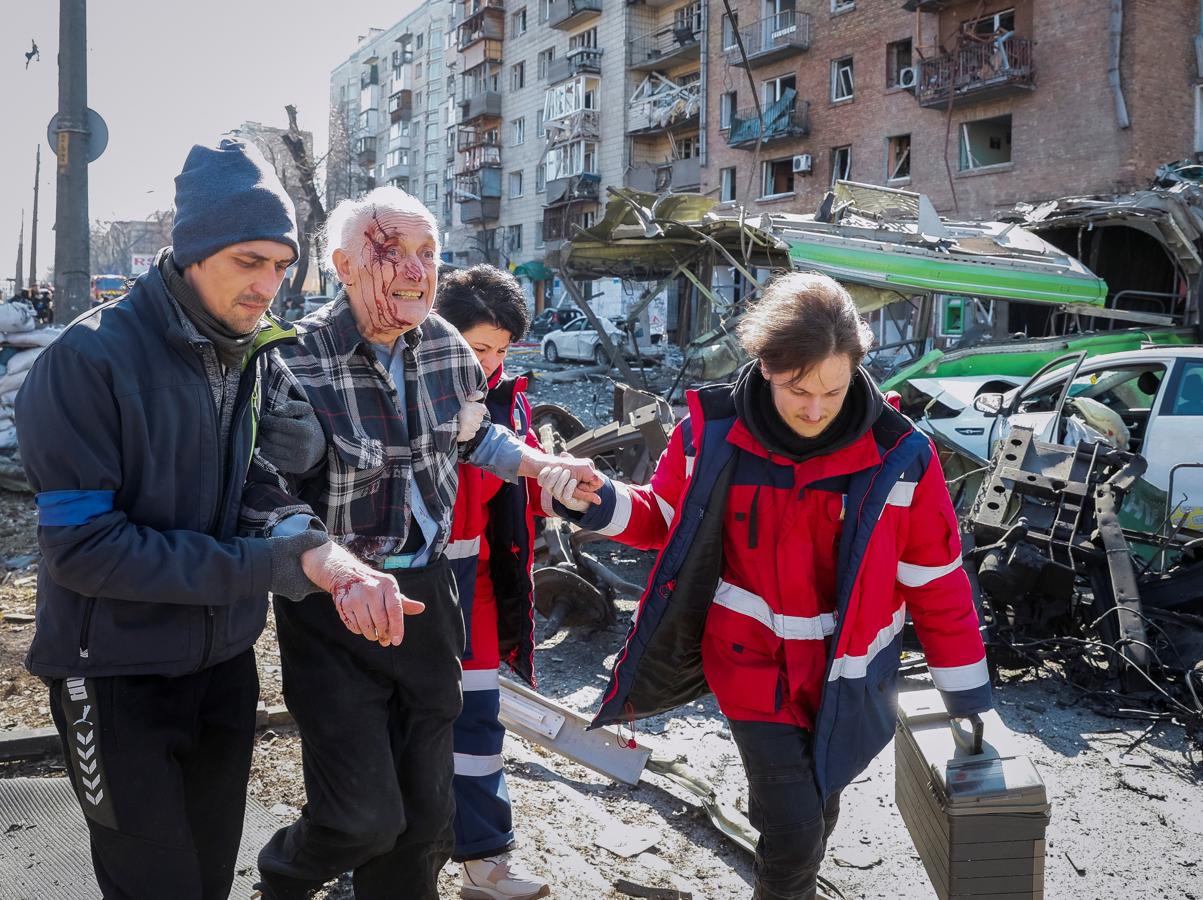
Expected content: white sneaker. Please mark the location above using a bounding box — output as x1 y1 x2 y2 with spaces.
461 854 551 899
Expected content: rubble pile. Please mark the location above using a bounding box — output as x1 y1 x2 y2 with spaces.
0 300 58 492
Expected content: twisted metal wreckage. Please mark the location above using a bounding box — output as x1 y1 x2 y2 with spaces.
528 177 1203 751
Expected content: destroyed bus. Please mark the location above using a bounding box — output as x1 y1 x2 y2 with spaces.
545 180 1202 541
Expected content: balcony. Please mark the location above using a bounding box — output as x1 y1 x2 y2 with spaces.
457 127 501 152
726 94 810 148
625 156 700 193
360 66 379 89
546 172 600 206
457 0 505 23
542 202 596 248
389 90 413 122
916 35 1035 108
457 168 502 200
627 77 700 134
549 0 601 31
355 136 378 166
459 90 503 122
628 24 701 71
458 12 504 52
457 144 502 174
462 38 504 70
461 198 502 224
546 47 603 84
723 11 810 67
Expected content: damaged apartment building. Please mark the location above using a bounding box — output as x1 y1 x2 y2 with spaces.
332 0 1203 339
708 0 1201 218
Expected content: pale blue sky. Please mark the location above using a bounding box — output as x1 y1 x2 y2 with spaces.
1 0 420 290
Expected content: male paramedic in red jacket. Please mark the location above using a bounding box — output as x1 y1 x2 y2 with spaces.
538 272 993 900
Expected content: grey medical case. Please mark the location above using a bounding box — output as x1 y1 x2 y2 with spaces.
895 689 1051 900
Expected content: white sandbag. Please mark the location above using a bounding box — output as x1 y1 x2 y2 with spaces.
4 347 43 376
0 391 17 406
2 326 61 348
0 368 29 396
0 302 36 333
0 425 15 451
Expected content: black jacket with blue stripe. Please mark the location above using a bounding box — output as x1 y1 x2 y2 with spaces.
16 264 297 678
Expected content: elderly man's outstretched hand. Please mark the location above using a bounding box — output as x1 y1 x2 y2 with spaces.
300 543 425 646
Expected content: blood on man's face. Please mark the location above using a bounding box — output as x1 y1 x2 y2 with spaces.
337 209 439 345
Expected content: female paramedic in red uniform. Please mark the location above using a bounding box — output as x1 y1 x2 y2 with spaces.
537 272 992 900
437 265 551 900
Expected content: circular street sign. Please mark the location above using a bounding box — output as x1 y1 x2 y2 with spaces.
46 108 109 163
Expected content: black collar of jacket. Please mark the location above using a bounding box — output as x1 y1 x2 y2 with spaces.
320 290 425 360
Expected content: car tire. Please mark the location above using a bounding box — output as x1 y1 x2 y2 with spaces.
544 342 560 363
593 344 610 367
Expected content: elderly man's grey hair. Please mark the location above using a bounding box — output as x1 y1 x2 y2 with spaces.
320 186 441 274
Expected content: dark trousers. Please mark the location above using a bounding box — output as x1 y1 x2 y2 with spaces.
728 720 842 900
48 650 260 900
257 558 465 900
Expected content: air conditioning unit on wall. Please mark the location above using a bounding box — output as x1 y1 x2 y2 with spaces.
898 66 917 89
792 153 813 174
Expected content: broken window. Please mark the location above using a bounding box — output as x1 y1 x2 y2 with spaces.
720 167 736 202
536 164 546 193
830 145 851 184
958 114 1011 170
831 0 854 12
720 91 737 130
675 1 702 34
507 223 523 252
722 12 739 50
831 56 854 102
886 134 910 181
967 9 1015 37
761 158 794 198
512 117 526 145
570 27 598 50
886 39 913 88
538 47 555 79
511 7 527 35
763 74 796 105
511 61 526 91
509 171 523 199
545 139 598 180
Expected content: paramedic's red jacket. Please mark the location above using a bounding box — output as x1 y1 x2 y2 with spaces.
447 372 542 684
561 381 992 798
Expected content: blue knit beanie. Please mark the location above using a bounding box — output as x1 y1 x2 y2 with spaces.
171 138 299 268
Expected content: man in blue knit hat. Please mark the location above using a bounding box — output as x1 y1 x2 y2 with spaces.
15 138 412 900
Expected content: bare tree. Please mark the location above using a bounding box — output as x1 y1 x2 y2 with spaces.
90 210 174 276
282 105 330 296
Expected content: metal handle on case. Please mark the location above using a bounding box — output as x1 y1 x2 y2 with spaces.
950 714 984 755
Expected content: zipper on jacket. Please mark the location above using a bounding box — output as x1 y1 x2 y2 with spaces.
202 606 215 664
78 597 97 658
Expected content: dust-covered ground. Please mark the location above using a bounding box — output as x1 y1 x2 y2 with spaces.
2 349 1202 898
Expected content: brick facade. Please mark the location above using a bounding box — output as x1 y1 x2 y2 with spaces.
704 0 1200 220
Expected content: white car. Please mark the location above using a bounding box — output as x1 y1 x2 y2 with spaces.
541 316 664 365
961 347 1203 534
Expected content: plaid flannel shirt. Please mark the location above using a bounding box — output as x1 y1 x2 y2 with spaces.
241 293 489 564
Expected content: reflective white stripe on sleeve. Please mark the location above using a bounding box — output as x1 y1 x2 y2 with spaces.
653 491 675 530
594 480 633 537
445 536 482 560
827 605 907 681
713 580 835 640
886 480 917 507
897 557 963 587
929 658 991 692
462 667 500 692
684 454 696 478
453 752 504 777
